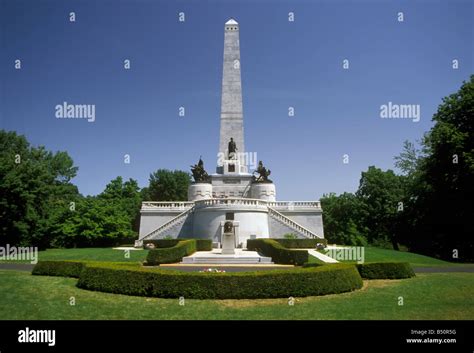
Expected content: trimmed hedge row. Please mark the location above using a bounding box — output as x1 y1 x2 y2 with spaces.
76 263 363 299
195 239 212 251
32 260 86 278
143 239 212 251
274 238 327 248
144 239 179 248
247 239 308 265
357 262 415 279
145 240 197 265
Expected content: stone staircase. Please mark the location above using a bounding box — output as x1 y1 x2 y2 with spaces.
267 206 321 239
141 206 195 241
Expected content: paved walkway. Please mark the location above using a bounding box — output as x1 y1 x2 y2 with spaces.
307 249 339 263
413 266 474 273
0 263 35 271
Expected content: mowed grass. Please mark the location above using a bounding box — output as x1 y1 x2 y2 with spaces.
0 248 148 263
327 247 468 267
1 246 470 267
0 270 472 320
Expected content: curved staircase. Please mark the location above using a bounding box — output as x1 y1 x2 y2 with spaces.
141 206 195 241
267 206 321 239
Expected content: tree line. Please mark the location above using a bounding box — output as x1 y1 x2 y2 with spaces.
321 76 473 262
0 134 190 249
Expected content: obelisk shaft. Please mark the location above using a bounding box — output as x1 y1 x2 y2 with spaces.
219 19 245 160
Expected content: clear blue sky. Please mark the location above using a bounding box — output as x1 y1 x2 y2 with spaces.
1 0 472 200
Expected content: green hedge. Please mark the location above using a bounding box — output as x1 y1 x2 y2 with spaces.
32 261 86 278
274 238 327 248
357 262 415 279
145 240 197 265
195 239 212 251
246 239 308 265
77 263 363 299
144 239 212 251
143 239 180 248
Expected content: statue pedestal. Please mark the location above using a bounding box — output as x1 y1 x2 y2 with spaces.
250 183 276 201
188 183 213 201
217 158 248 175
220 221 239 254
221 232 235 254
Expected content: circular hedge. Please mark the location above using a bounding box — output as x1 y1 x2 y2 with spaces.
75 263 363 299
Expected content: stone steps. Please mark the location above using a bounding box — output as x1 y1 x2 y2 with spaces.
182 256 273 264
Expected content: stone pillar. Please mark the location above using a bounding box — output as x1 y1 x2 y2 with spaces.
218 19 245 163
188 183 212 201
250 183 276 201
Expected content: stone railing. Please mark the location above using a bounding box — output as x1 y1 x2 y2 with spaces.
267 206 320 239
267 201 321 209
141 206 195 240
141 201 195 211
141 199 321 211
194 198 269 208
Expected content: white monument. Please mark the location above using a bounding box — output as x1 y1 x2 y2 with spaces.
221 221 237 255
137 18 324 248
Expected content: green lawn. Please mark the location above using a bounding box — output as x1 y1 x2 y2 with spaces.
0 247 148 263
1 246 470 268
0 270 472 320
326 247 469 267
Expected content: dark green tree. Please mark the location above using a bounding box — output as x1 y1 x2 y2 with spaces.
0 130 79 248
404 76 474 261
98 176 142 232
356 166 405 249
320 192 368 245
147 169 191 201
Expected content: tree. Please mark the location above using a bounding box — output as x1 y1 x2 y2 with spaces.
0 130 79 248
320 192 368 245
50 197 135 248
356 166 405 249
147 169 191 201
98 176 142 232
405 76 474 261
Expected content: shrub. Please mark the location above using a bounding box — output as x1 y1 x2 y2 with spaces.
145 240 196 265
356 262 415 279
143 239 180 248
274 238 328 248
283 233 298 239
246 239 308 265
143 239 212 251
32 261 86 278
77 263 363 299
195 239 212 251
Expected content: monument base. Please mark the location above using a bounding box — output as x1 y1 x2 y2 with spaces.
182 249 273 264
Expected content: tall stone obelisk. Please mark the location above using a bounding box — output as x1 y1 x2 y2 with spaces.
218 18 245 162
